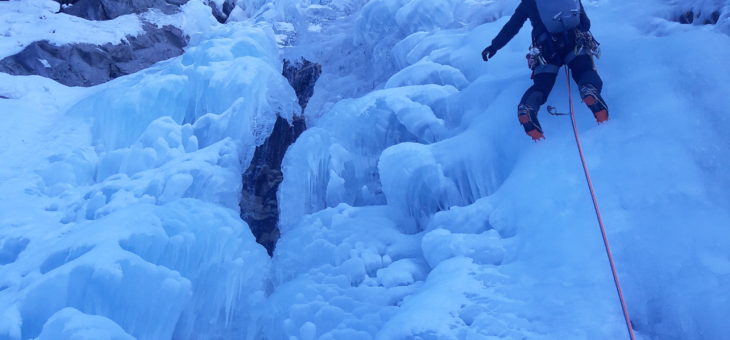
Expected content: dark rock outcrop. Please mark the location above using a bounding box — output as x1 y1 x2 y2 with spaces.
56 0 188 20
208 0 237 24
283 59 323 110
241 59 322 256
0 24 188 87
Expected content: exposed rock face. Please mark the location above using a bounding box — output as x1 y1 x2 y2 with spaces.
208 0 237 24
283 59 323 110
0 24 188 87
241 59 322 255
56 0 188 20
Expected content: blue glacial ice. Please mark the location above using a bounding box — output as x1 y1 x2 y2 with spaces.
1 0 730 339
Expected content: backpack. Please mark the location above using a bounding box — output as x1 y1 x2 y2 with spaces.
535 0 582 34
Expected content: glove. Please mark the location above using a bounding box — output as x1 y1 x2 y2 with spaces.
481 46 496 62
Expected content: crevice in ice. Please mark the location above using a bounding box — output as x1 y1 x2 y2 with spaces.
39 245 94 274
0 237 30 265
673 9 722 25
240 58 322 256
661 0 728 27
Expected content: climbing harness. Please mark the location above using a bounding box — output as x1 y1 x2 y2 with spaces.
559 68 636 340
528 29 600 78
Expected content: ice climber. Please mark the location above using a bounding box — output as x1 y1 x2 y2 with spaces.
481 0 608 140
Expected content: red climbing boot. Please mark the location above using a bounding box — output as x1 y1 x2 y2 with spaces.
527 129 545 141
518 104 545 141
580 84 609 124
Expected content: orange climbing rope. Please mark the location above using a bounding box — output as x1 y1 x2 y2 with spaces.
564 68 636 340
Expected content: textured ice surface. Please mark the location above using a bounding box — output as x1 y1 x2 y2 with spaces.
2 0 730 339
0 13 292 340
268 0 730 339
278 84 455 231
37 308 134 340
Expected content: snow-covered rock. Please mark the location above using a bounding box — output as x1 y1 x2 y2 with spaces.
0 24 188 86
59 0 186 21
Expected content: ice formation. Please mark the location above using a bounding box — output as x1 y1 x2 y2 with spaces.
0 3 295 338
1 0 729 339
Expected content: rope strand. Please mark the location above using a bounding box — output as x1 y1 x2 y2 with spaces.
564 68 636 340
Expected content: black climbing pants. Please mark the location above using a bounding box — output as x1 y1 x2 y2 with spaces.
519 55 604 112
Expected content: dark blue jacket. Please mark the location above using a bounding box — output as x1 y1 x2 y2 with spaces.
490 0 591 52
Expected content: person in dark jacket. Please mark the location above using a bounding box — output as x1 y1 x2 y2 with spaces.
482 0 608 140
